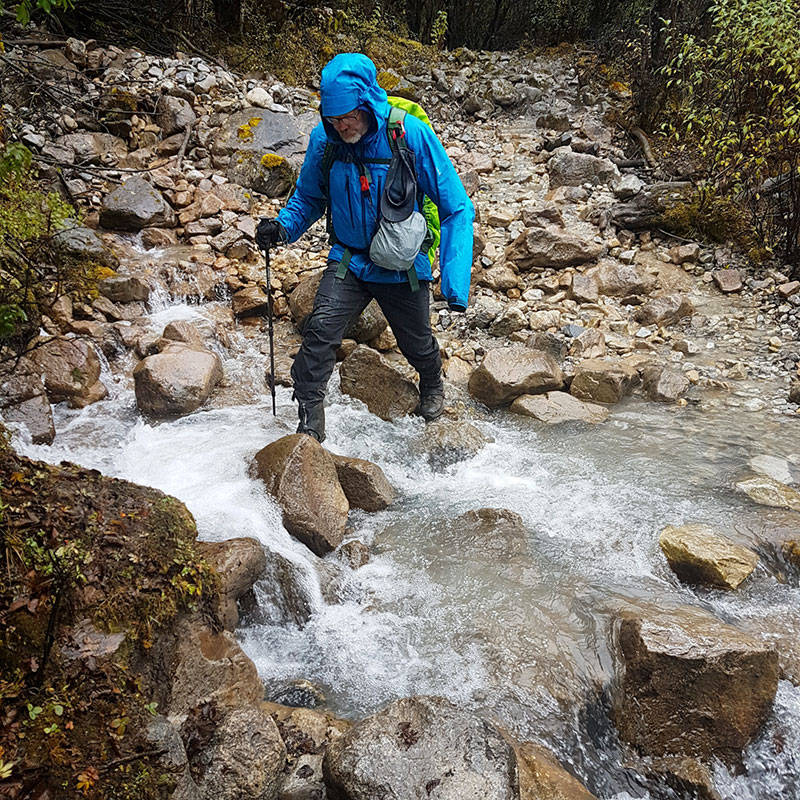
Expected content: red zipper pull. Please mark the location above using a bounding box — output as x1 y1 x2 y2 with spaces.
360 174 370 193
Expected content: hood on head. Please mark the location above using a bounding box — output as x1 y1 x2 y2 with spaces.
320 53 388 139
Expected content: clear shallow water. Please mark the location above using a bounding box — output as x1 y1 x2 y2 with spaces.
7 295 800 799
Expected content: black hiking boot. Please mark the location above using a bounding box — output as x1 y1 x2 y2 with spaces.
415 381 445 422
297 402 326 443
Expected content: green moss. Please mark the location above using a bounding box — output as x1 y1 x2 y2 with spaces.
0 443 219 799
376 70 401 91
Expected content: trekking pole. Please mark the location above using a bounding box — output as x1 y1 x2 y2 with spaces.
264 246 277 416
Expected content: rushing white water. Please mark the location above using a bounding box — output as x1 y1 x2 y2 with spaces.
8 289 800 799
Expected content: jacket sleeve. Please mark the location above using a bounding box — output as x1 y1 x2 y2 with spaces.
277 124 328 243
408 117 475 310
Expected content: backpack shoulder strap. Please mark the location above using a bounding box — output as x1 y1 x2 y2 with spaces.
321 142 337 195
386 105 408 155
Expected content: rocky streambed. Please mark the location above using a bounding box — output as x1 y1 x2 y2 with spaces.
2 34 800 800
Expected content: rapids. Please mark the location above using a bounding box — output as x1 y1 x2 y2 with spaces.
9 285 800 799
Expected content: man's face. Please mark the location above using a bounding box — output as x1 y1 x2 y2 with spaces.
327 108 369 144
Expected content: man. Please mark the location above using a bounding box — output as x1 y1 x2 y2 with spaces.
256 53 474 443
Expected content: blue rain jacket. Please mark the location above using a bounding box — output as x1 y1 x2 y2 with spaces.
277 53 474 310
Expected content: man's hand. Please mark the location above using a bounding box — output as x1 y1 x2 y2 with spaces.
255 219 286 252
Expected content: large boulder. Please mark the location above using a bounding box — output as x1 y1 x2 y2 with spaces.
323 696 519 800
634 293 693 326
547 150 620 189
659 524 758 591
614 606 779 763
331 454 394 512
570 359 639 404
156 94 196 136
0 358 54 444
29 336 103 405
98 274 150 304
251 434 348 555
505 227 604 270
641 365 690 403
410 419 491 468
186 705 286 800
133 344 223 416
211 108 308 196
339 345 419 420
468 348 564 408
595 262 656 298
52 221 119 268
346 300 388 343
167 619 265 716
100 176 176 231
510 391 609 424
198 537 267 630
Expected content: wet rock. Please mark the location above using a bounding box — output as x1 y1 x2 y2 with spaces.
736 475 800 512
527 331 567 362
339 345 419 421
659 524 758 590
614 605 779 763
168 619 265 716
547 150 619 188
288 270 324 327
339 540 370 569
570 359 639 404
163 320 207 349
505 227 604 270
712 269 743 293
514 741 598 800
454 508 528 560
141 227 180 248
263 702 350 800
491 77 520 107
98 274 150 303
100 176 176 231
521 203 563 228
0 359 54 444
634 293 693 326
29 336 102 404
70 380 108 409
790 380 800 405
510 391 609 424
331 454 394 512
468 348 564 408
323 696 518 800
52 221 119 268
641 365 690 403
251 434 348 556
595 262 656 298
211 108 306 196
198 537 267 630
156 94 196 136
232 285 269 318
411 419 491 468
133 345 223 416
187 705 286 800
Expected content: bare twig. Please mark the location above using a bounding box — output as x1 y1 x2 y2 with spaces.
99 749 168 772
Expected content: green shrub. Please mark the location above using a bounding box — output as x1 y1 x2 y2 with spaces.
661 0 800 271
0 144 84 355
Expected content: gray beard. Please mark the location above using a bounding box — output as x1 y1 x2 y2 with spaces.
340 130 364 144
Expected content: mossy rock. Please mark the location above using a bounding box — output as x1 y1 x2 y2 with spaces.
0 438 218 799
